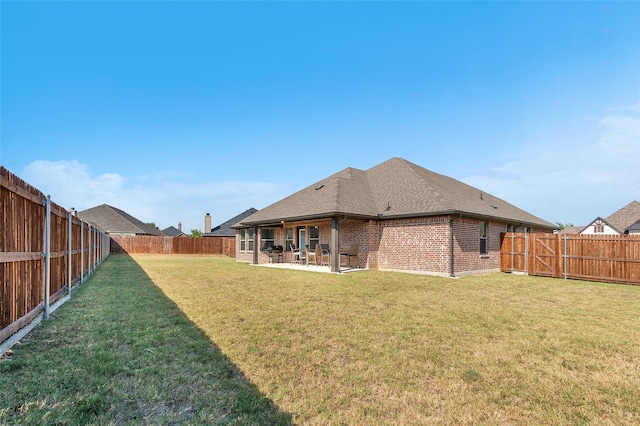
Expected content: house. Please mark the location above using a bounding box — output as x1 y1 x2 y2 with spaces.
202 208 258 257
565 201 640 235
163 224 188 237
235 157 556 276
203 208 258 238
77 204 165 236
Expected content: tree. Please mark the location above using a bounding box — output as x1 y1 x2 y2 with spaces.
190 229 202 238
147 222 160 230
555 222 574 231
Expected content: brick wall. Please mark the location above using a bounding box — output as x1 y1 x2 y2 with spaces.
375 216 451 274
236 216 550 275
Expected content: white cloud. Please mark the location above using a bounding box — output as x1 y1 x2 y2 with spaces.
463 105 640 225
21 160 288 232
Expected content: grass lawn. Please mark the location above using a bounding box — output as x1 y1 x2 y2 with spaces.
3 254 640 424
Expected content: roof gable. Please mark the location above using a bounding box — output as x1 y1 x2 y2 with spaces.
240 157 555 229
163 226 186 237
205 208 258 236
605 200 640 233
77 204 165 236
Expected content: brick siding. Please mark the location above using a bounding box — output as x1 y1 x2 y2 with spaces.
236 216 550 275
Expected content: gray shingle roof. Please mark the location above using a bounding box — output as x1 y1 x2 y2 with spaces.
240 157 556 229
162 226 186 237
77 204 166 236
204 208 258 237
605 200 640 233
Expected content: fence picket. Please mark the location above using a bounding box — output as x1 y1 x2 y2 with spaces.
1 166 109 353
501 232 640 285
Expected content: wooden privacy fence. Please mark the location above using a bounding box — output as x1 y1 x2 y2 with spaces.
500 232 640 285
1 167 110 353
110 235 236 257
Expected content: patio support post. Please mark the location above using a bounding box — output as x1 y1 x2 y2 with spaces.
252 226 258 265
331 218 339 273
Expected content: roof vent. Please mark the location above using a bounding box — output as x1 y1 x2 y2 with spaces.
491 205 498 209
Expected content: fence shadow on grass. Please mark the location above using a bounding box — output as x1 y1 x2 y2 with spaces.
0 253 293 425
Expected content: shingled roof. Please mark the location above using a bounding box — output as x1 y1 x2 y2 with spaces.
239 157 555 229
604 200 640 233
77 204 166 236
203 208 258 237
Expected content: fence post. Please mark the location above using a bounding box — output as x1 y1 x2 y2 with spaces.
524 232 528 275
67 210 72 296
563 234 567 279
43 195 51 321
510 232 515 272
80 220 85 284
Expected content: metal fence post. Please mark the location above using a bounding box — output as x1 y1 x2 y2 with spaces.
563 234 568 280
80 219 85 284
67 211 72 296
523 232 528 275
510 232 514 273
43 195 51 320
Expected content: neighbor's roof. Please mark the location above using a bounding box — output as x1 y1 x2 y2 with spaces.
605 200 640 234
77 204 166 236
162 226 187 237
204 208 258 237
559 226 586 234
626 219 640 233
239 157 556 229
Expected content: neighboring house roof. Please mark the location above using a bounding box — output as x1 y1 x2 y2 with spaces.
559 226 585 234
626 219 640 233
604 200 640 234
77 204 166 236
163 226 187 237
239 157 556 229
204 208 258 237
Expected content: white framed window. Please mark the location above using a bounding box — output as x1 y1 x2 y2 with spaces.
480 221 488 255
285 228 294 251
309 226 320 251
261 228 275 250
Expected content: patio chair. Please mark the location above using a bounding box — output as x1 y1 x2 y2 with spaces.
289 243 301 263
340 244 358 267
306 244 317 265
317 243 330 266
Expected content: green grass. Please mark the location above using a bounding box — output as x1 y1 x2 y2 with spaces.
3 254 640 425
0 254 291 425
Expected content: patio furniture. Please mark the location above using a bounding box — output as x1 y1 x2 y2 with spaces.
317 243 330 266
262 243 284 263
307 244 317 265
290 243 302 263
340 244 358 267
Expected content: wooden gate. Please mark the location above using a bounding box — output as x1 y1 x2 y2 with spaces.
529 233 559 277
500 232 640 285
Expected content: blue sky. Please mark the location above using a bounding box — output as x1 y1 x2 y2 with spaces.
1 1 639 232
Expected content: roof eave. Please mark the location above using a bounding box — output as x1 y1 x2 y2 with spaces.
378 210 557 230
236 211 378 227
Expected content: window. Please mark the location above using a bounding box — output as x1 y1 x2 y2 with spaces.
309 226 320 251
593 219 604 233
261 228 275 250
239 228 254 251
480 221 488 254
285 228 294 251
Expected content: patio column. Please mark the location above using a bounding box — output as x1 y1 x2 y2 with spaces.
331 218 339 273
252 226 258 265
